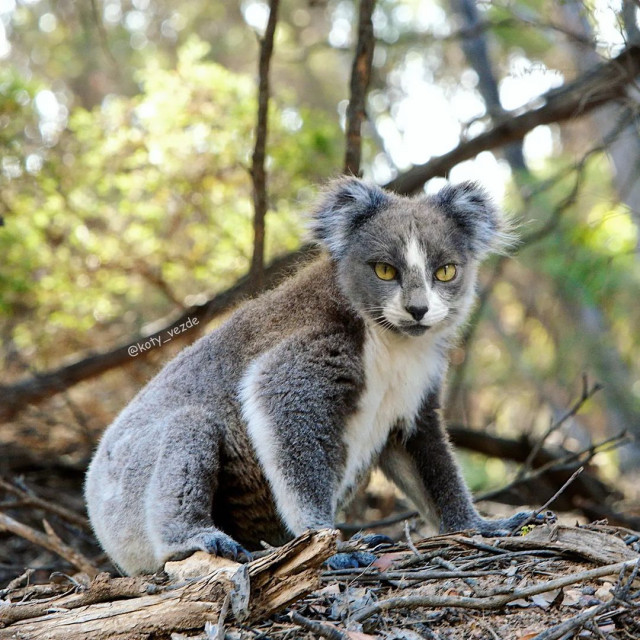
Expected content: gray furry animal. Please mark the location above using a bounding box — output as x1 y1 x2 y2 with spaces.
85 177 539 576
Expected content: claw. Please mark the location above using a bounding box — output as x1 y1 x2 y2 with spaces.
203 534 253 561
326 551 377 570
474 510 557 537
351 533 394 548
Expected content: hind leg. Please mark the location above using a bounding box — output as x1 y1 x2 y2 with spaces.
145 406 250 568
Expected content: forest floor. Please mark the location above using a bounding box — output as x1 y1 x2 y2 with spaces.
1 520 639 640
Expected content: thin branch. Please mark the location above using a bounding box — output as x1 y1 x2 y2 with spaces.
476 431 628 503
516 378 602 480
0 512 99 578
0 477 90 531
512 466 584 532
249 0 280 292
531 561 640 640
288 611 348 640
88 0 121 75
344 0 376 176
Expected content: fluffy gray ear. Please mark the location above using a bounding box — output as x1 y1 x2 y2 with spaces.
310 177 390 256
435 181 516 256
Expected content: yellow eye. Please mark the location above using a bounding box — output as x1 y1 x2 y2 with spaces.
434 264 457 282
374 262 397 281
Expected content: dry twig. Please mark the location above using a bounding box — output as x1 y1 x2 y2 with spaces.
516 377 601 481
0 512 98 578
0 477 90 531
289 611 348 640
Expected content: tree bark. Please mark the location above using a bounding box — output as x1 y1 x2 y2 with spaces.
344 0 376 176
249 0 280 292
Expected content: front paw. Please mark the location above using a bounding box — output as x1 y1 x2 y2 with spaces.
169 530 252 562
202 532 252 560
475 510 556 537
325 551 377 570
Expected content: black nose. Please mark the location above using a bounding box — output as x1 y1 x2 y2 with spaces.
406 305 428 321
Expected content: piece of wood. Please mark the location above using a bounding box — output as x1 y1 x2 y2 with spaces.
496 524 640 565
0 529 338 640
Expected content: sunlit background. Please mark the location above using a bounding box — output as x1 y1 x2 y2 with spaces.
1 0 639 553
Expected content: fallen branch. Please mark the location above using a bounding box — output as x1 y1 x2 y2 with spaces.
351 558 640 623
516 377 601 481
0 573 164 626
0 529 338 639
532 560 640 640
512 466 584 532
0 246 316 423
498 524 640 566
0 477 90 531
532 600 618 640
289 611 348 640
0 512 99 579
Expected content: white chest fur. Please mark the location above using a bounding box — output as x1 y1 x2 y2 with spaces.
337 324 447 500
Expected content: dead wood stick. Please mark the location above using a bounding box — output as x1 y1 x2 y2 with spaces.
0 246 316 423
0 512 98 578
326 568 505 584
351 558 640 623
0 529 338 640
0 477 90 530
249 0 280 291
431 556 482 595
2 569 35 594
530 601 616 640
289 611 349 640
0 573 162 626
532 573 640 640
476 432 628 504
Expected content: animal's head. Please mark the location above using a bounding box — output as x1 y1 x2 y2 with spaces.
310 177 515 337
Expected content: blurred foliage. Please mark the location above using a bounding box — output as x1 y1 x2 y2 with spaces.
0 35 341 367
0 0 639 483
